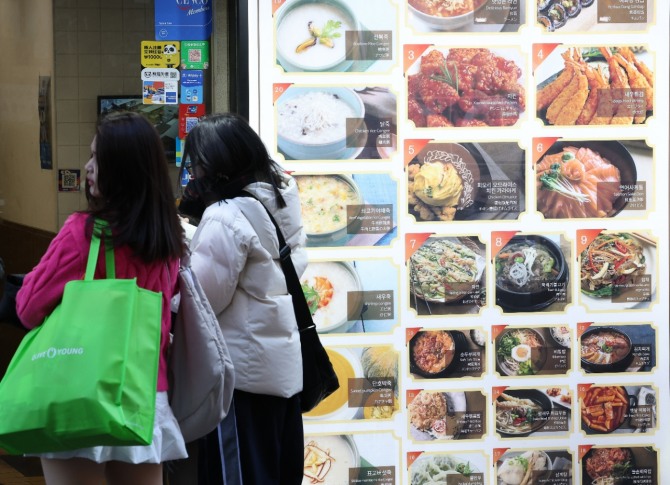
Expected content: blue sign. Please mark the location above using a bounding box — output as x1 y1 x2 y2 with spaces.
155 0 212 41
180 70 204 104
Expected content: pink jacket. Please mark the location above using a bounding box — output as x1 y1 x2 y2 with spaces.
16 212 178 391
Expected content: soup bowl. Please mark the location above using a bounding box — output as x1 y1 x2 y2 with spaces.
495 235 568 312
275 0 359 72
303 434 360 484
408 0 488 31
295 174 363 243
580 326 634 373
301 261 363 333
276 87 366 160
409 329 462 378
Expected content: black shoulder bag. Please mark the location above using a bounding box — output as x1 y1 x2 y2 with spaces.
239 194 339 412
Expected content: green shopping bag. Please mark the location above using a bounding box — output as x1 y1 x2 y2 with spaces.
0 220 162 454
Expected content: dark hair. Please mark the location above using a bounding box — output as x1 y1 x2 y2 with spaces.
182 113 286 207
87 111 184 262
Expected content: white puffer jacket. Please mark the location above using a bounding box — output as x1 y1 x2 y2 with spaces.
189 175 307 398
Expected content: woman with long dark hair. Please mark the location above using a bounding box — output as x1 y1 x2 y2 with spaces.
16 112 187 484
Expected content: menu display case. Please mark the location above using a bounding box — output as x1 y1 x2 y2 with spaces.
245 1 669 483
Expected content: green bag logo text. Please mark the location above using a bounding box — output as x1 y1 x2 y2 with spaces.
32 347 85 361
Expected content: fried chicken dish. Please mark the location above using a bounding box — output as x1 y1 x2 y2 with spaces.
408 48 525 128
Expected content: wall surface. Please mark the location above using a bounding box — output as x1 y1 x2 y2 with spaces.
0 1 56 232
1 0 230 235
53 0 155 228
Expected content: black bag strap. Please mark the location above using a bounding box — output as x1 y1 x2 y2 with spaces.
235 192 315 332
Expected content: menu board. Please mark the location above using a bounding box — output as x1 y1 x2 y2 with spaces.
249 1 669 483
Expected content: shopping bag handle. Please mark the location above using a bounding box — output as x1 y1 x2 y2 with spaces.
85 219 115 280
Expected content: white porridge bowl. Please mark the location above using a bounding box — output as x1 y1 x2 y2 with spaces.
276 87 365 160
275 0 359 72
302 434 360 484
300 261 363 333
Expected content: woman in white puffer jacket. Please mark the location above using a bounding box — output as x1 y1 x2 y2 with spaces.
181 113 306 484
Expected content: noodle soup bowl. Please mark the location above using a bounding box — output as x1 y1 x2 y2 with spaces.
580 327 634 373
276 87 365 160
495 235 568 312
495 389 552 437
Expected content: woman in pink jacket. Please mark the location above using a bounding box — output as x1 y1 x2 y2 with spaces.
16 112 187 484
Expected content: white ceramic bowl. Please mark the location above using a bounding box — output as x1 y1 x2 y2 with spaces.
276 87 365 160
294 174 363 242
302 435 360 484
276 0 359 72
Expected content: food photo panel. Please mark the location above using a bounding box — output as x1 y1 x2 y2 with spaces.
407 451 487 485
494 386 572 440
302 431 400 484
407 327 486 380
534 45 654 127
492 231 571 314
533 138 652 220
301 258 399 334
303 345 400 422
406 141 525 222
294 172 397 248
274 0 397 74
493 325 571 377
537 0 652 33
579 384 658 436
407 0 524 33
579 445 658 485
274 84 396 160
494 447 573 485
406 46 526 128
406 388 486 442
578 322 657 374
407 234 487 315
578 230 657 311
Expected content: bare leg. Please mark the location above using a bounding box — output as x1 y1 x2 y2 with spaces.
105 461 163 485
41 457 105 485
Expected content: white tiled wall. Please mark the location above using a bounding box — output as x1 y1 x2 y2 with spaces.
54 1 154 227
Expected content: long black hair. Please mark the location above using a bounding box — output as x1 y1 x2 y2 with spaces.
181 113 287 210
87 111 184 262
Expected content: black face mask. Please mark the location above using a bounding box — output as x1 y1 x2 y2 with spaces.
178 178 208 223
